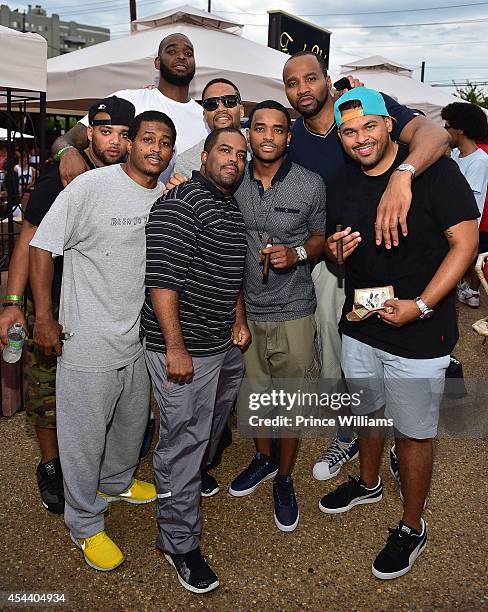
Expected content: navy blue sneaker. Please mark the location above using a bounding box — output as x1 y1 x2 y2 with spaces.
228 452 278 497
273 475 299 532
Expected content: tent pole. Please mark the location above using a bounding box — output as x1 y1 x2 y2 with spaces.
6 89 15 263
39 92 46 166
420 61 426 83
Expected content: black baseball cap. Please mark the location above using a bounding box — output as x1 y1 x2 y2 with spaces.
88 96 136 127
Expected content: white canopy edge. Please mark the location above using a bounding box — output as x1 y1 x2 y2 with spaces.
0 25 47 92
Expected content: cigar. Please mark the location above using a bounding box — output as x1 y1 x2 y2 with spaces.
336 224 344 265
262 237 273 283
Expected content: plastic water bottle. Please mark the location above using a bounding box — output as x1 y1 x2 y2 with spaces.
3 323 26 364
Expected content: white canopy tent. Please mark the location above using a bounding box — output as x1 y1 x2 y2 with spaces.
131 4 243 34
46 6 289 112
339 56 461 123
0 26 46 284
0 25 47 92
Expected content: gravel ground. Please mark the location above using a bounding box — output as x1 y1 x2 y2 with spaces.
1 294 487 611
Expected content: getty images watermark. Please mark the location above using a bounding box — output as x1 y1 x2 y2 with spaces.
236 378 488 438
241 387 393 435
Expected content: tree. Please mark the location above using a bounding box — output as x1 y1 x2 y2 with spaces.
455 82 488 109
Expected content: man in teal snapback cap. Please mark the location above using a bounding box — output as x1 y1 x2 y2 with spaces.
318 87 479 580
333 86 389 128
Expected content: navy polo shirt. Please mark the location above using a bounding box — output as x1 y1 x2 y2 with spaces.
289 92 418 185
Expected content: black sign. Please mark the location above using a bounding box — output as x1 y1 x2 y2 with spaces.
268 10 331 67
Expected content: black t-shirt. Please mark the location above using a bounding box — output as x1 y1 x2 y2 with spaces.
289 93 417 185
326 145 480 359
24 152 95 304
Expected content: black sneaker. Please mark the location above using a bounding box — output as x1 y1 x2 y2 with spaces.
372 518 427 580
36 458 65 514
444 355 468 399
273 475 299 532
319 475 383 514
164 547 219 594
201 470 219 497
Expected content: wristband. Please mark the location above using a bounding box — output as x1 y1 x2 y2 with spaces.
2 302 24 308
54 145 75 162
4 294 23 302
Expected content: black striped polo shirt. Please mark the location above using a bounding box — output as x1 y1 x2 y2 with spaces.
141 171 247 357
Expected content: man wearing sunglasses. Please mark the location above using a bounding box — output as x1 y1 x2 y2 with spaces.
174 78 245 177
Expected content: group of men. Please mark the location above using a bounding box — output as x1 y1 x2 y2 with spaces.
0 31 484 594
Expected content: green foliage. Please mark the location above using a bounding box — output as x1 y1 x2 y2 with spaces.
455 82 488 109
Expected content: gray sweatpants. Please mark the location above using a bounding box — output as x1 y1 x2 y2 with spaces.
145 345 244 555
56 354 150 538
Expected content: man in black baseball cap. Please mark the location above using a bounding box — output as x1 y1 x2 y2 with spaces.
88 95 136 127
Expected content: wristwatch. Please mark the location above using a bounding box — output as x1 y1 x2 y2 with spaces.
395 163 416 178
414 297 434 320
295 246 308 262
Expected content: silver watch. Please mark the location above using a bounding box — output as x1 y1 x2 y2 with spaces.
395 163 416 178
414 297 434 320
295 246 308 262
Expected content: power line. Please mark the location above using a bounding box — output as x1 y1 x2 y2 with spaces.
236 16 488 28
318 17 488 29
216 1 488 16
334 39 487 49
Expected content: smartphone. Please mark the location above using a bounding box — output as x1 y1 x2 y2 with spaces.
333 77 352 92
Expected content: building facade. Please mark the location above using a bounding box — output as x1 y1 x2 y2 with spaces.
0 4 110 58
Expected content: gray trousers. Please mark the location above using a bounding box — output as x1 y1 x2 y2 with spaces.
312 260 345 380
145 345 244 555
56 354 150 538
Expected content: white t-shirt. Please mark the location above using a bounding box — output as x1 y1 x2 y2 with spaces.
30 164 163 372
451 147 488 220
80 88 209 182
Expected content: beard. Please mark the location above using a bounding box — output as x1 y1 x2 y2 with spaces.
159 61 195 87
297 89 328 118
91 138 125 166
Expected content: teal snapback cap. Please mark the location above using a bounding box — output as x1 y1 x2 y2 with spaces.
334 87 389 127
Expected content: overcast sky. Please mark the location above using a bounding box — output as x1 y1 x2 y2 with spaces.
9 0 488 92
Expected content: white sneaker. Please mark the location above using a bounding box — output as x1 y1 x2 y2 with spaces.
457 285 480 308
313 437 359 481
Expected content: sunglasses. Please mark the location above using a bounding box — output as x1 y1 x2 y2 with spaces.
202 94 240 112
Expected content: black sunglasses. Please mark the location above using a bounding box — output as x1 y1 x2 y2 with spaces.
202 94 240 111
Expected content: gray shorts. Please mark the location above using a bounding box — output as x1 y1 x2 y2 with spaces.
341 335 450 439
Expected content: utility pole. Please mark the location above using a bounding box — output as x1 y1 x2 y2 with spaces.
129 0 137 23
129 0 136 33
420 61 426 83
208 0 211 12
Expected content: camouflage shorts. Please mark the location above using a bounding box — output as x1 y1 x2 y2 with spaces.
25 299 58 429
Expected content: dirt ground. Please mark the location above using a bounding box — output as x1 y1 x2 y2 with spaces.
0 294 487 611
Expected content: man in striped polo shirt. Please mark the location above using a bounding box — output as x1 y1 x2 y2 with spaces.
140 127 250 594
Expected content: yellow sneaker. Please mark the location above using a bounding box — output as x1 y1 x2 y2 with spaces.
70 531 124 572
98 479 157 505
